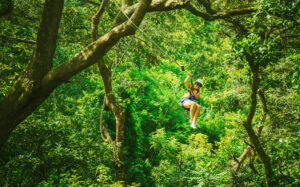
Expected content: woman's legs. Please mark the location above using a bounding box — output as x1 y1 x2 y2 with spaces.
182 101 200 125
192 105 200 124
189 102 197 123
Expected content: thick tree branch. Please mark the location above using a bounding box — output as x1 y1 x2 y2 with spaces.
99 97 113 143
0 0 65 149
185 4 256 21
97 56 126 181
213 8 256 19
93 4 134 178
249 150 258 174
90 0 113 145
242 52 273 186
184 3 211 19
113 0 256 27
258 89 267 129
42 0 151 88
149 0 189 11
231 146 252 171
28 0 65 80
0 0 256 151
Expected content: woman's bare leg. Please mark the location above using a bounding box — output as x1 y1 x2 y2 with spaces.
192 105 201 124
183 100 197 123
189 102 197 123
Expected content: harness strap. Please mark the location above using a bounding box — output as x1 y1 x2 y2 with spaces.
188 89 197 101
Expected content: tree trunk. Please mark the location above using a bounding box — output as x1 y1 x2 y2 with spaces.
232 89 267 171
91 0 136 181
0 0 65 149
0 0 256 151
114 116 125 181
243 53 273 186
0 0 151 150
97 59 126 181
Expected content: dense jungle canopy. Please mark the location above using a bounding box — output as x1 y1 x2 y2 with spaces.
0 0 299 186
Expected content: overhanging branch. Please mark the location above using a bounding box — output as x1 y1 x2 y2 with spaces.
185 3 256 21
115 0 256 24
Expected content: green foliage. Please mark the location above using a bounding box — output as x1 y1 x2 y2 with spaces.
1 0 299 186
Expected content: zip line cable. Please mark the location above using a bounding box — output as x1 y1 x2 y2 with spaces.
192 56 202 76
111 1 185 71
112 37 135 77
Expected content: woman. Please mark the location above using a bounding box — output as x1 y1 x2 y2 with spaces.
179 74 203 129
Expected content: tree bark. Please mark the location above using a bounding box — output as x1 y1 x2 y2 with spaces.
0 0 151 149
97 38 133 180
232 89 267 171
91 0 134 180
111 0 256 30
242 53 273 186
97 58 126 181
0 0 257 150
0 0 65 149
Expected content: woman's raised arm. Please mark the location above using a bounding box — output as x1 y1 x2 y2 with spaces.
184 74 192 88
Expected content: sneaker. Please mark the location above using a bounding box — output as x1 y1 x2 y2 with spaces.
190 123 197 129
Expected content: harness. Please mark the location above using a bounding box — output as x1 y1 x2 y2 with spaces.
179 89 199 111
189 89 196 100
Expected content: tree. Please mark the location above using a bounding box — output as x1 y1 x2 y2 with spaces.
227 1 299 185
0 0 262 182
1 0 298 185
0 0 256 150
0 0 151 149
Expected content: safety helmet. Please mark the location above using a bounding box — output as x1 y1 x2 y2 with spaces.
195 79 203 86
